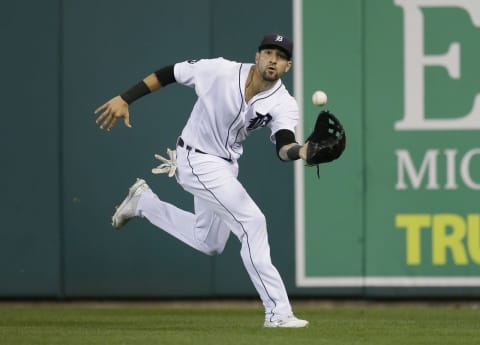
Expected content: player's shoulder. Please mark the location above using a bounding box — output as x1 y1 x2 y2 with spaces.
180 57 237 66
274 82 297 104
269 83 298 113
176 57 241 74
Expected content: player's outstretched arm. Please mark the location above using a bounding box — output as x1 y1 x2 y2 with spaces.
94 65 176 131
275 129 308 162
278 142 307 161
94 73 159 131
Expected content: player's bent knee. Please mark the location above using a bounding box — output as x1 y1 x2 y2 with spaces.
205 247 224 256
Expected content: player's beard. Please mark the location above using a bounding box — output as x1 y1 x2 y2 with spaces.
260 68 279 82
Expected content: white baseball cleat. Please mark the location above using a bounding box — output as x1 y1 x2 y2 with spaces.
111 178 150 229
264 315 309 328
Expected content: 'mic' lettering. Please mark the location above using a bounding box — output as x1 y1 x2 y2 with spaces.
395 149 480 190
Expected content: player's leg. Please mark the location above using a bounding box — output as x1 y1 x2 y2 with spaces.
126 147 231 255
205 180 293 321
192 195 231 255
178 150 294 322
189 188 307 326
111 148 306 326
135 188 231 255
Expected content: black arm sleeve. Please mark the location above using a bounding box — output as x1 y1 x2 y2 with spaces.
120 81 151 105
119 65 176 105
154 65 176 86
275 129 298 160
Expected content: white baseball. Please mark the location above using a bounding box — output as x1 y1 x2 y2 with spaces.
312 90 328 106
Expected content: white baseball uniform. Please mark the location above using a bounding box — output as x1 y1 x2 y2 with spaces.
135 58 299 322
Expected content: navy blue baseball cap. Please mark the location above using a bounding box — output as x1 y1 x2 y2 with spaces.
258 33 293 60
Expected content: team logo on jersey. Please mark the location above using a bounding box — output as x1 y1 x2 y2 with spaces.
247 112 272 131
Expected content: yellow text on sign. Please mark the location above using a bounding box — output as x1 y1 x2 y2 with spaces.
395 214 480 265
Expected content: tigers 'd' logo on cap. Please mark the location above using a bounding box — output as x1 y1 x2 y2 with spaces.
258 33 293 59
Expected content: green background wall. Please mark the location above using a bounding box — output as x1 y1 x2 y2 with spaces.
1 0 296 298
1 0 479 298
1 0 61 297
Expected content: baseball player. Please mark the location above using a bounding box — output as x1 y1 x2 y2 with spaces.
95 33 342 328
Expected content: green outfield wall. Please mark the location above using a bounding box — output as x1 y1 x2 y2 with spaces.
296 0 480 296
1 0 479 298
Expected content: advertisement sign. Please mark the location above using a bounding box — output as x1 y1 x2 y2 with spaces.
295 0 480 288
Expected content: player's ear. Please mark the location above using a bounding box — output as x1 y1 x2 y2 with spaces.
255 52 260 64
285 60 292 72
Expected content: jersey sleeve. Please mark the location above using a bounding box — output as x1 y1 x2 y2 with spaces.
173 58 230 89
268 97 299 143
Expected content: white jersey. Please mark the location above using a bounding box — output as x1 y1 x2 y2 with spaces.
121 58 299 323
174 57 299 161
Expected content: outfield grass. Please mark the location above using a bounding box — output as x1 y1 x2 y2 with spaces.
0 301 478 345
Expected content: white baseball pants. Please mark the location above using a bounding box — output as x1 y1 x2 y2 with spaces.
136 145 293 321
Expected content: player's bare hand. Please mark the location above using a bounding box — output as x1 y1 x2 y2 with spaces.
94 96 132 131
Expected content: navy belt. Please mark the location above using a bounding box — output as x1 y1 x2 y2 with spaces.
177 137 232 163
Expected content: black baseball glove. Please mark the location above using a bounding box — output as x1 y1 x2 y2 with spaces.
305 110 346 170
